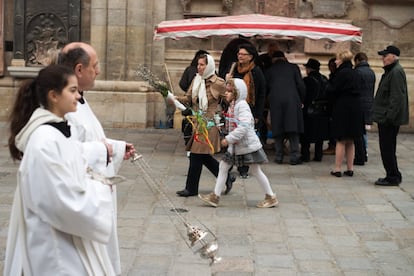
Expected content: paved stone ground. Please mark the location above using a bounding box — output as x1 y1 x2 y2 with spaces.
1 126 414 275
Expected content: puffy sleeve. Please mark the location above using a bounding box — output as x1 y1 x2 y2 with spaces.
21 129 113 243
225 101 252 144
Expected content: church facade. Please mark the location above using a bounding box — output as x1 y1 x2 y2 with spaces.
0 0 413 130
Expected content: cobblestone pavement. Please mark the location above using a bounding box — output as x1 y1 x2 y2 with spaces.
1 127 414 275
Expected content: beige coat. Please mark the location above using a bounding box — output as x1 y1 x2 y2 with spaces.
177 74 226 154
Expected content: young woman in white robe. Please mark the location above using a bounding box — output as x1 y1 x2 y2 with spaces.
5 64 116 275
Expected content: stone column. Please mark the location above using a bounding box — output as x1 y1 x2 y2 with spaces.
90 0 166 80
148 0 166 76
89 0 169 127
90 0 108 79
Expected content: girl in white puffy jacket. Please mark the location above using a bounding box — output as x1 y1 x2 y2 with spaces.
199 78 278 208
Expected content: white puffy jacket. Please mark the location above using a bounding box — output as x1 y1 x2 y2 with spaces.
225 79 263 155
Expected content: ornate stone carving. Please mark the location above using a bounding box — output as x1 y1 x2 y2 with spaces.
222 0 233 12
26 13 66 66
181 0 191 13
312 0 353 18
304 38 351 54
12 0 81 66
181 0 233 15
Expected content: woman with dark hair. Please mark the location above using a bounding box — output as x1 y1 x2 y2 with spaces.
175 54 235 197
226 43 266 178
179 50 210 146
5 64 116 275
179 50 210 92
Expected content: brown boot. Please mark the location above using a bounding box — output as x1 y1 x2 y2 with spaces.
257 194 279 208
323 146 335 155
198 193 220 207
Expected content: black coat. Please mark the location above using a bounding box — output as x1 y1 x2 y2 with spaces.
265 60 306 136
233 65 266 120
179 65 197 92
302 71 330 142
327 61 364 140
354 61 376 125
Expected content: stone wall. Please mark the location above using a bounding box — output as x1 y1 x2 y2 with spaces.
0 78 168 128
1 0 413 131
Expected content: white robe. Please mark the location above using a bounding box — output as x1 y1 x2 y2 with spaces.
4 109 115 275
65 97 125 275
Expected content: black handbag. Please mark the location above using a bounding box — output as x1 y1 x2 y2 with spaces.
307 99 330 117
307 75 330 117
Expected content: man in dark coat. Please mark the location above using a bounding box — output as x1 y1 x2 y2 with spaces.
373 45 409 186
265 51 306 165
353 52 376 165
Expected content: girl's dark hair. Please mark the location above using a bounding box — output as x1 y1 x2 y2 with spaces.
8 64 75 160
191 50 209 67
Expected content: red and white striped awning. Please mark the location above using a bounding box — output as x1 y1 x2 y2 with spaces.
154 14 362 43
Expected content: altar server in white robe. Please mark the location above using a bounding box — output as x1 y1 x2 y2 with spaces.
5 64 116 275
59 42 136 275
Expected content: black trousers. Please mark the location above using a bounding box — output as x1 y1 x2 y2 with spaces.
378 123 401 183
301 140 323 161
275 132 300 162
185 153 219 194
354 135 367 164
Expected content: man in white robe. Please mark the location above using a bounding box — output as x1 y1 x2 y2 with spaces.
60 42 136 275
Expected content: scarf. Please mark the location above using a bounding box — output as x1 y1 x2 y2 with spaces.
225 100 237 133
192 54 216 111
237 61 256 106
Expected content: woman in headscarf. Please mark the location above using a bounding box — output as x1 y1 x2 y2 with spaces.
175 54 235 197
179 50 210 146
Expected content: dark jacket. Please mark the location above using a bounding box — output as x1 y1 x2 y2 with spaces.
265 59 306 136
233 66 266 120
354 61 376 125
372 60 409 126
179 65 197 92
302 71 330 142
327 61 364 139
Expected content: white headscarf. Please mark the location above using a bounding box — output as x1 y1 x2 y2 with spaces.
192 54 216 111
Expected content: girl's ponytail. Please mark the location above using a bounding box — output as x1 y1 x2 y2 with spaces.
8 79 40 160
